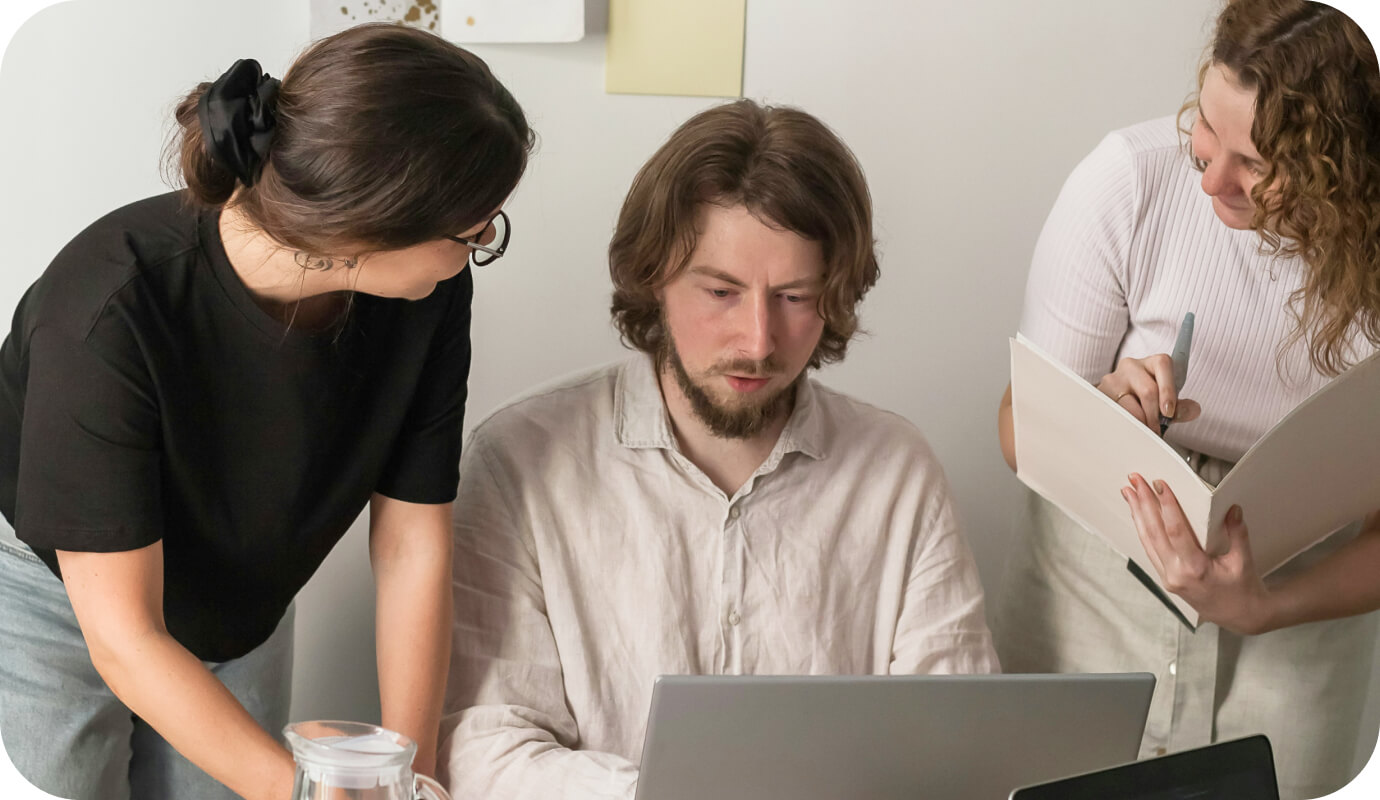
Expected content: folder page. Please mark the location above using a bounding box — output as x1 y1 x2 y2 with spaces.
1211 346 1380 578
1012 334 1212 626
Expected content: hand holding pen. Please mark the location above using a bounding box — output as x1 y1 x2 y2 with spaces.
1160 312 1195 435
1095 312 1200 435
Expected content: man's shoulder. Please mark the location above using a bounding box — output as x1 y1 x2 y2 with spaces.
807 380 939 461
800 381 959 525
468 361 623 450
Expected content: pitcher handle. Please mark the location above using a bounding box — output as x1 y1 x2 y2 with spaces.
415 773 452 800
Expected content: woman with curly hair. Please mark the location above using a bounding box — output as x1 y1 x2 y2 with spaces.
993 1 1380 796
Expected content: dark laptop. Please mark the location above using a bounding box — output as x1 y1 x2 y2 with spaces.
1009 734 1279 800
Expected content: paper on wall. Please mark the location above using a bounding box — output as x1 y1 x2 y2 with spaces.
605 0 745 97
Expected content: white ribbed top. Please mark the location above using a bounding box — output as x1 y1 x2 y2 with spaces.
1018 116 1373 463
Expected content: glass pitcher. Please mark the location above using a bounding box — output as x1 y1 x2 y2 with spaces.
284 720 449 800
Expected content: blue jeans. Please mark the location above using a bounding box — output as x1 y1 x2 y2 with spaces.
0 526 294 800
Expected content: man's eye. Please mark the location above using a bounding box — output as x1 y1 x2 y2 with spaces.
709 289 732 298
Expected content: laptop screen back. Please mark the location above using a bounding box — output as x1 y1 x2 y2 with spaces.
634 673 1155 800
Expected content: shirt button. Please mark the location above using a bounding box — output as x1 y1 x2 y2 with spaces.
1155 747 1168 757
728 507 740 521
728 608 742 626
1168 661 1177 676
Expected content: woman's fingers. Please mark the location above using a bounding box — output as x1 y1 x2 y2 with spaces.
1144 353 1179 420
1152 479 1211 586
1115 391 1147 424
1102 355 1187 431
1124 474 1211 592
1174 398 1202 423
1219 504 1254 573
1123 476 1168 579
1119 485 1271 634
1113 357 1161 428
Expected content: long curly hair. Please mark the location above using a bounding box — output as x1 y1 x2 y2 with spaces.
608 100 880 370
1180 0 1380 375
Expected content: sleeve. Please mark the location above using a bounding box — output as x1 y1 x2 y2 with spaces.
439 429 638 800
15 322 163 554
889 454 1002 675
375 269 473 505
1018 132 1140 382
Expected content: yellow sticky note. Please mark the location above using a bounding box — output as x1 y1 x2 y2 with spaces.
605 0 746 97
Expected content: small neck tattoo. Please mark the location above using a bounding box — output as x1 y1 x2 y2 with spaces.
294 251 358 271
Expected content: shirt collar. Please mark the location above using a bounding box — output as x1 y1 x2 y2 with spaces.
613 352 828 462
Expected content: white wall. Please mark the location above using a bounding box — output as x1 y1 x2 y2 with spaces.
1 0 1376 785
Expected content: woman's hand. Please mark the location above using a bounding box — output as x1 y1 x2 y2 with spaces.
1096 355 1202 431
1121 473 1277 635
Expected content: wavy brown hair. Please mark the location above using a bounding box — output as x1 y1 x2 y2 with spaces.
165 23 533 257
608 100 880 369
1179 0 1380 375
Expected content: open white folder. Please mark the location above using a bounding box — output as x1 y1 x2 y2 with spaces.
1010 334 1380 628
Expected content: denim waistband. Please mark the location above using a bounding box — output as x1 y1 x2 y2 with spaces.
0 535 44 565
0 514 43 565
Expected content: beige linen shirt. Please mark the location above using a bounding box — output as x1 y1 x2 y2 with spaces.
439 355 999 800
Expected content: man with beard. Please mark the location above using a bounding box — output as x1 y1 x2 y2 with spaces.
437 100 999 800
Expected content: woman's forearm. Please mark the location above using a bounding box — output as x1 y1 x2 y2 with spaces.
375 552 452 777
370 495 454 777
88 629 295 800
1260 514 1380 632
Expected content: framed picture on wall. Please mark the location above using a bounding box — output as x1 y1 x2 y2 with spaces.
311 0 439 39
309 0 584 42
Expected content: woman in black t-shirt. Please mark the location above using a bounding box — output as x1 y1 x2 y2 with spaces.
0 23 531 800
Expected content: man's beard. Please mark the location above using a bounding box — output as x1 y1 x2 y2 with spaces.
661 335 800 440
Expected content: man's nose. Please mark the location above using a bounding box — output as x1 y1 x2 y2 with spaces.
735 294 775 361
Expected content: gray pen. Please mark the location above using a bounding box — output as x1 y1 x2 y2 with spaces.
1160 312 1195 436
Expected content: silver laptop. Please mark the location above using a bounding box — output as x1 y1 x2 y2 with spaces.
634 673 1155 800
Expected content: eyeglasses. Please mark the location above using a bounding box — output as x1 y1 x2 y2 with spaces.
446 210 511 267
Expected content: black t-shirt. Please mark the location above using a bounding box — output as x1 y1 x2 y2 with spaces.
0 192 472 662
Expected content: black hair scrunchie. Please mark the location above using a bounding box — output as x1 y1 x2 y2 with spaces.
197 58 281 187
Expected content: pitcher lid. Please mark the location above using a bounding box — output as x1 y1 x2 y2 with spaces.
284 720 415 789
